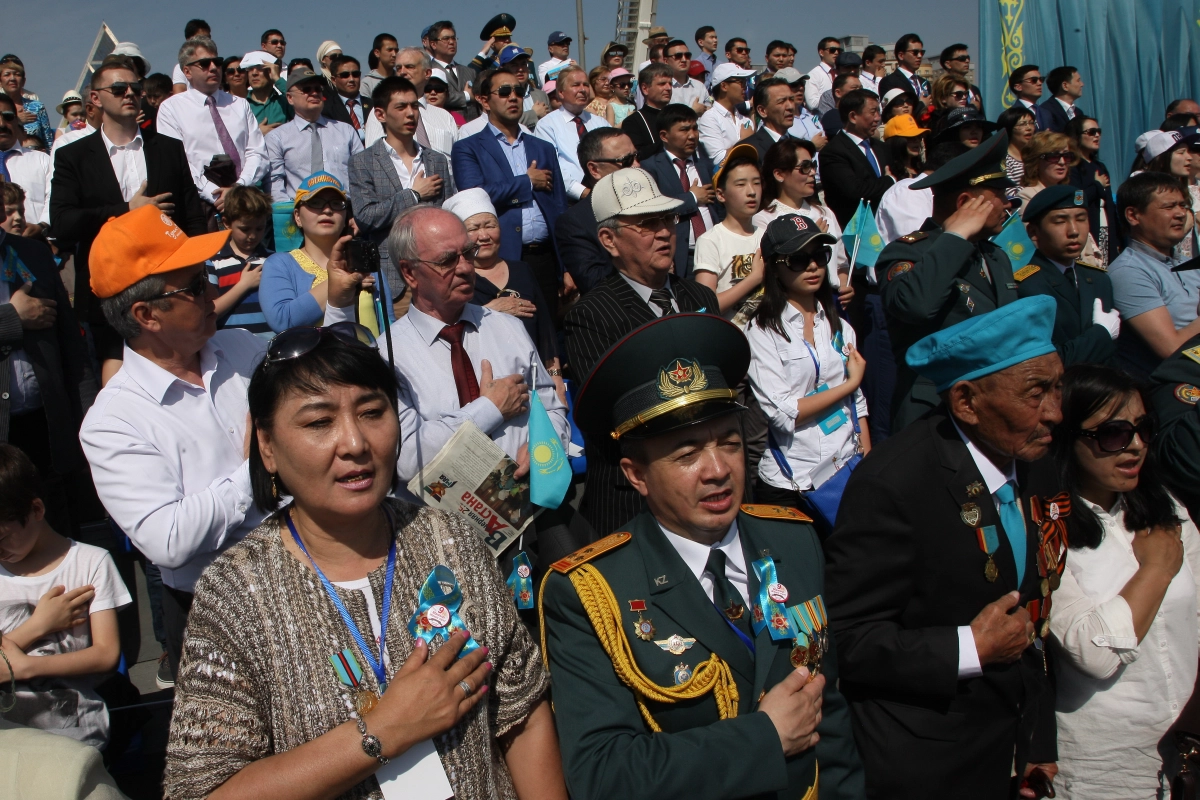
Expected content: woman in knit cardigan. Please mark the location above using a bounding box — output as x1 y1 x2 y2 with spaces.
163 325 566 800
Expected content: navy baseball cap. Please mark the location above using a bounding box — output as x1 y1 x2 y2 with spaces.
548 31 572 45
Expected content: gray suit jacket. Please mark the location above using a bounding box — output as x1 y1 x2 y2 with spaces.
348 139 457 297
434 60 474 115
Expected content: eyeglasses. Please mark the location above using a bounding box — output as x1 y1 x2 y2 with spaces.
1077 417 1157 453
1040 151 1074 164
905 49 925 56
592 153 638 169
300 196 348 212
490 83 528 98
616 214 679 233
435 36 457 43
792 160 817 175
293 82 326 96
224 68 244 76
145 271 215 303
186 58 221 71
1082 127 1102 136
97 81 143 97
778 247 832 271
266 39 286 47
335 70 362 79
265 322 376 366
414 243 481 272
669 51 693 60
1013 118 1037 128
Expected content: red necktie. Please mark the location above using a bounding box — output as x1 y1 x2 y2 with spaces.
675 158 706 240
573 115 587 140
346 99 361 131
438 322 480 407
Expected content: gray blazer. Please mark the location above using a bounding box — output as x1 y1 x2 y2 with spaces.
348 139 457 297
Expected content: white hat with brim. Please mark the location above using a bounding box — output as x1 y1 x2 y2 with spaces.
591 168 685 224
240 50 278 70
112 42 150 73
56 90 84 115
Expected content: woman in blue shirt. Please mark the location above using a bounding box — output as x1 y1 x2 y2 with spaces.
0 56 53 150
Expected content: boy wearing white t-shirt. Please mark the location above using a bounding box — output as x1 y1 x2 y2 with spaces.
693 143 766 322
0 444 131 749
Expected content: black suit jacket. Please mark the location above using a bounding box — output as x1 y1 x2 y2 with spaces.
0 236 97 473
554 194 613 294
322 90 371 128
744 126 785 164
824 409 1058 799
50 131 205 324
819 130 895 227
1039 98 1076 133
564 274 718 533
641 146 727 279
1015 252 1117 368
879 69 929 116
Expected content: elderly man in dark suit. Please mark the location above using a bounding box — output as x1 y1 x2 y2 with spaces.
564 167 718 533
349 76 455 303
453 68 568 319
825 296 1064 800
322 54 371 141
818 89 895 227
50 55 204 383
641 104 725 279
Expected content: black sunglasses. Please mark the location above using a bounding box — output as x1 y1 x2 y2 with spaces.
592 153 637 169
145 271 215 303
669 51 693 60
1082 127 1102 136
779 246 832 271
825 47 843 54
336 70 362 79
266 322 377 365
0 110 15 122
300 196 348 212
187 57 222 71
1078 418 1157 453
491 83 528 98
99 81 144 96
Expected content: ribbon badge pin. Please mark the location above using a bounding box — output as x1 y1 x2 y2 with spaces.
408 565 481 656
506 552 534 610
751 557 797 641
629 600 656 641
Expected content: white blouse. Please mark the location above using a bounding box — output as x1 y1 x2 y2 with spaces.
745 303 867 492
1049 496 1200 799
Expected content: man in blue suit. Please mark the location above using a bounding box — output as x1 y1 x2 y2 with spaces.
452 67 569 317
1008 65 1049 131
640 104 725 279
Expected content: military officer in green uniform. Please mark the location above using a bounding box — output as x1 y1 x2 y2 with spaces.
539 314 865 800
1014 185 1121 368
1149 333 1200 518
875 132 1020 432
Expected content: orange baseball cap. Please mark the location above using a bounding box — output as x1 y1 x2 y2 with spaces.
90 206 230 299
883 113 931 141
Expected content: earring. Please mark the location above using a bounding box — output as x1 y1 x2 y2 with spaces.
271 474 279 500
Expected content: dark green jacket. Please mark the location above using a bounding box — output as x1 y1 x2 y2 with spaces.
1014 252 1117 368
541 509 865 800
1150 334 1200 518
875 221 1018 432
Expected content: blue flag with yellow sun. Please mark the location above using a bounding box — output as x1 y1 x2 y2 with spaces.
841 200 886 269
992 211 1036 270
528 390 570 509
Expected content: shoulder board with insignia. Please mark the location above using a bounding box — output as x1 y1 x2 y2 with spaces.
1077 260 1107 272
1182 346 1200 366
740 504 813 522
551 531 632 573
898 231 928 244
1012 264 1041 282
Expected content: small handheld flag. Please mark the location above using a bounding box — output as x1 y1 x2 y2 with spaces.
528 382 571 509
992 211 1036 271
841 200 886 270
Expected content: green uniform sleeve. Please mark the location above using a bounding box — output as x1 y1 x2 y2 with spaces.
878 233 979 325
1151 369 1200 512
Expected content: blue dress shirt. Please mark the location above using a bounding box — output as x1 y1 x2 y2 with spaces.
488 123 549 245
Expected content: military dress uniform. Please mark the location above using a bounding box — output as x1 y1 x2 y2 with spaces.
1150 334 1200 518
874 133 1020 432
541 314 865 800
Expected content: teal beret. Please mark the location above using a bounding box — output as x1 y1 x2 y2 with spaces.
906 296 1058 392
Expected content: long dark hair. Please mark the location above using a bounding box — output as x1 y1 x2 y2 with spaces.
751 237 842 343
248 334 399 513
1050 365 1181 549
760 138 817 213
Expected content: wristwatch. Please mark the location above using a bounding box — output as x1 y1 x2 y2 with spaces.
356 716 389 764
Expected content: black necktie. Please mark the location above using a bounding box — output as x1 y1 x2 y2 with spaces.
1065 266 1076 287
706 549 751 636
648 287 675 316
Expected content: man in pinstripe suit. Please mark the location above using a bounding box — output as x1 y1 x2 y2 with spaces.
565 167 719 534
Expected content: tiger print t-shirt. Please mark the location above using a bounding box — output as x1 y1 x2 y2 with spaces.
693 223 765 321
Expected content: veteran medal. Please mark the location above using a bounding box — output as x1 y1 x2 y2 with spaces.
330 647 380 716
656 634 697 655
975 525 1000 582
628 600 656 641
961 502 982 527
790 639 810 668
724 601 745 621
673 663 693 685
966 481 985 498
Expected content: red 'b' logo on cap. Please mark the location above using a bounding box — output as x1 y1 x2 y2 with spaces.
791 216 808 231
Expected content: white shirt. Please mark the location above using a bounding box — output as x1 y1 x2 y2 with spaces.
876 174 934 281
859 70 881 97
753 198 848 284
1054 96 1077 120
384 140 425 189
537 57 574 86
746 304 866 492
99 127 148 203
531 107 611 200
660 520 750 604
79 330 269 592
619 272 679 316
0 262 40 413
671 77 710 110
363 99 458 159
804 64 833 112
50 123 95 158
2 146 51 226
663 148 715 248
171 63 186 87
457 114 532 142
693 223 765 319
697 102 753 166
155 87 268 203
1050 497 1200 798
339 94 367 140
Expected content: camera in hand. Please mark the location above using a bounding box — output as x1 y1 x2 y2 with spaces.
347 238 380 275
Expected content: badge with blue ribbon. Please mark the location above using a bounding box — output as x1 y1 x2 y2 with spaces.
785 595 829 678
408 565 481 656
750 557 797 641
976 524 1000 582
506 552 534 609
1 246 35 285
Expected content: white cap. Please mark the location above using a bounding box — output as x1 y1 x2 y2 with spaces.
429 68 450 86
1143 130 1183 161
881 88 911 108
710 63 756 85
240 50 278 69
591 168 684 224
443 188 497 223
56 90 83 115
112 42 150 73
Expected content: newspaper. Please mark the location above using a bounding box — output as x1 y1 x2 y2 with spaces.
406 421 540 556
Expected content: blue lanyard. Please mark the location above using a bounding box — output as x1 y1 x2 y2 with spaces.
287 509 397 690
800 337 822 385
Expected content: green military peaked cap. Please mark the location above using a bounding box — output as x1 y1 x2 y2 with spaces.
911 130 1014 192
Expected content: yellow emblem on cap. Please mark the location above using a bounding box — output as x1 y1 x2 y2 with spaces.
1013 264 1041 282
657 359 709 399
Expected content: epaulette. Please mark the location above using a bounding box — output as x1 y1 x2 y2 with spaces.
1181 345 1200 366
740 504 813 522
898 231 928 244
550 531 631 573
1012 263 1041 282
1077 259 1107 272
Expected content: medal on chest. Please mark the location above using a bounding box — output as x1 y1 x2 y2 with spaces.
786 596 829 682
408 565 482 655
750 557 798 641
976 525 1001 582
628 599 656 641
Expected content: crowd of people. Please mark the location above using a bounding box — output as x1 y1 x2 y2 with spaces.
2 13 1200 800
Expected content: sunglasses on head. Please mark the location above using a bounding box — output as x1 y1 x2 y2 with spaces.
592 152 638 169
266 322 377 366
491 83 528 98
187 57 221 71
145 271 215 303
1077 417 1157 453
336 70 362 79
779 246 832 270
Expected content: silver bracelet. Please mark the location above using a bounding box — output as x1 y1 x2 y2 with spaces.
356 716 389 764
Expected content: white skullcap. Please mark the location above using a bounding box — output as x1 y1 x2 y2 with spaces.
442 188 497 222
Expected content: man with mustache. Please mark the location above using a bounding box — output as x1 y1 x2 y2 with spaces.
824 295 1065 800
543 312 865 800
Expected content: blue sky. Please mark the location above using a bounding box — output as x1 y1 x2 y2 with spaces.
6 0 977 125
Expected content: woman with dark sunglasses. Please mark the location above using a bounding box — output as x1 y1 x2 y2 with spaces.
1019 131 1103 265
1047 364 1200 798
164 323 566 800
1066 115 1119 265
221 56 247 97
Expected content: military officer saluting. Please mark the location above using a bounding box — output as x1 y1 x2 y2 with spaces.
876 132 1021 432
1015 184 1121 367
1150 333 1200 517
540 314 865 799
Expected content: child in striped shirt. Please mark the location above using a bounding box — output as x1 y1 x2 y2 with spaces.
207 186 274 337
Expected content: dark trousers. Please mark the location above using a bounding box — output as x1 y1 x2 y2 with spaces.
8 408 105 536
162 586 194 678
852 284 896 443
522 242 560 323
143 561 168 649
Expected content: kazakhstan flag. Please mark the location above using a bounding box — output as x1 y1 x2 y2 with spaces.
528 390 570 508
841 200 886 269
992 211 1036 270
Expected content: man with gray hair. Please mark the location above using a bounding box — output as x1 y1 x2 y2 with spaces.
363 47 458 160
155 36 268 214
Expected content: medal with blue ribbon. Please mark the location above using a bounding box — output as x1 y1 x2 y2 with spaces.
785 595 829 679
751 557 796 640
1 245 35 285
407 565 481 656
976 525 1000 582
506 552 534 609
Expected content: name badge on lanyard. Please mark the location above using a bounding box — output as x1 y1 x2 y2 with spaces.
801 338 847 435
